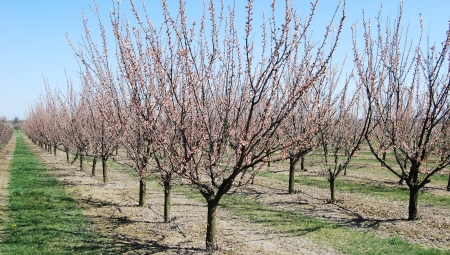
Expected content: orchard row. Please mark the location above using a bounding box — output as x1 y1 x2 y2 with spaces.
0 118 13 150
21 0 450 251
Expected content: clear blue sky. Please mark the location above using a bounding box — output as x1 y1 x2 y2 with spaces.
1 0 449 121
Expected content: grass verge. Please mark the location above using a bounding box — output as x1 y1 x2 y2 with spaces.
1 134 115 254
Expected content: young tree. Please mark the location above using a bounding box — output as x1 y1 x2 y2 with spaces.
78 80 103 177
124 0 346 250
58 79 91 171
69 0 156 205
23 97 52 151
67 5 122 183
352 2 450 220
316 73 369 204
279 61 343 194
150 116 180 223
0 117 13 150
109 3 159 206
42 82 65 157
48 83 76 163
70 0 345 249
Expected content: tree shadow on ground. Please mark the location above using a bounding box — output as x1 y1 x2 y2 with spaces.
77 195 206 254
333 202 406 228
113 234 205 254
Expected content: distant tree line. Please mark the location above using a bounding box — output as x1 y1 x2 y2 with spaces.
0 117 13 150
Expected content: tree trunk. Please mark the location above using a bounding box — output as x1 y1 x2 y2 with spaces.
92 156 97 176
146 139 151 155
266 150 271 167
329 175 336 204
102 158 108 183
164 180 171 223
206 200 219 251
79 154 84 171
447 173 450 192
71 153 79 165
399 161 407 185
408 187 419 220
65 150 70 162
139 178 146 206
381 152 386 166
300 156 305 171
288 157 298 194
251 165 255 184
53 146 57 156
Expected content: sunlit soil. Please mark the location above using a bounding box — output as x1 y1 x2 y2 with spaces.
26 137 337 255
22 136 450 253
0 137 15 244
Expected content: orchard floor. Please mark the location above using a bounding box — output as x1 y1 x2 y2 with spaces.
24 138 338 255
10 136 450 254
244 171 450 250
0 137 15 244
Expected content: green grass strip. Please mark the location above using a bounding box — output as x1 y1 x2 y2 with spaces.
1 134 115 255
258 171 450 207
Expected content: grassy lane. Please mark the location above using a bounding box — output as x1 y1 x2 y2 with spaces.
1 134 115 254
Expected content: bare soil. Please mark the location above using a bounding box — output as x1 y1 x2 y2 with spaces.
25 138 338 255
0 137 15 243
250 159 450 251
4 136 449 254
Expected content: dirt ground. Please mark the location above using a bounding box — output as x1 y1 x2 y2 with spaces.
24 138 339 255
0 138 15 244
243 171 450 250
2 136 449 254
